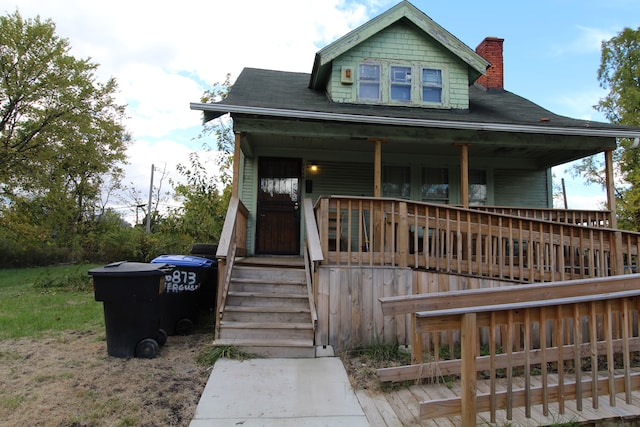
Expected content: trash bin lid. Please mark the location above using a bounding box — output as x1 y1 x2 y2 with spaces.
88 261 172 277
151 254 215 268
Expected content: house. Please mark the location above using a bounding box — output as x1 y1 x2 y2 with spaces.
190 1 640 358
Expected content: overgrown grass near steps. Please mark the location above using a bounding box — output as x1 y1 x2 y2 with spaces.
0 264 104 340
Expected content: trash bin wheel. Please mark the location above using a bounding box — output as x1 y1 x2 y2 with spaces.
156 329 168 347
135 338 160 358
175 318 194 335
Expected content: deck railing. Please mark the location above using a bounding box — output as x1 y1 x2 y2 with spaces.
315 196 640 282
214 197 248 332
379 275 640 426
472 206 612 228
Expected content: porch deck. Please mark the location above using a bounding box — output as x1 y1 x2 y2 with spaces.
356 373 640 426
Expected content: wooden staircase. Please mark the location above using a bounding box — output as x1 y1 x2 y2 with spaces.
214 257 316 358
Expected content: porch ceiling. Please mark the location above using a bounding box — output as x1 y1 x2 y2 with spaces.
233 115 612 169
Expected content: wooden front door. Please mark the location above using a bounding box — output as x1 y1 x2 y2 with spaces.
255 157 301 255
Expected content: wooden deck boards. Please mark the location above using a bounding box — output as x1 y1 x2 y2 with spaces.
356 374 640 426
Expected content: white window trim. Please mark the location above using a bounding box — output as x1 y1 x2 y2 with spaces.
357 63 381 102
390 65 412 103
356 62 450 108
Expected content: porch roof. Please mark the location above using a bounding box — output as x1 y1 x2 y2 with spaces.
190 68 640 168
192 68 638 140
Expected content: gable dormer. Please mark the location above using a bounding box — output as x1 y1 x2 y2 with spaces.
309 1 489 110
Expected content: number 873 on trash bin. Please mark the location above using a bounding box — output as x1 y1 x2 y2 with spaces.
164 269 200 293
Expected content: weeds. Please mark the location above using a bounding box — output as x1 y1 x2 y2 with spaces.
196 345 255 366
349 343 411 364
343 343 413 392
33 266 94 293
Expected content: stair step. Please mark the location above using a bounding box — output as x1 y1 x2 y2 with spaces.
229 279 306 294
219 322 314 340
213 338 315 358
232 266 306 283
223 308 311 323
220 321 313 330
214 338 313 347
227 291 308 300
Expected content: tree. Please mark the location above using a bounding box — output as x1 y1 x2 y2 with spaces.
571 27 640 229
597 27 640 229
197 74 234 185
0 11 130 262
165 153 231 243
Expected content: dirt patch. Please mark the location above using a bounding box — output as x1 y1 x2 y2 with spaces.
0 330 212 427
341 347 412 392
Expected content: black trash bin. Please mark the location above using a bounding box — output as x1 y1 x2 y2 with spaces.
89 261 171 359
151 254 217 335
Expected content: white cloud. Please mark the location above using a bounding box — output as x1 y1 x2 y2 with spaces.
0 0 379 218
4 0 378 141
551 25 615 56
554 89 607 121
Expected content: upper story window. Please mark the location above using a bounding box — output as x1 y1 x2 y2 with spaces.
422 68 443 103
356 63 447 106
390 66 412 101
358 64 380 100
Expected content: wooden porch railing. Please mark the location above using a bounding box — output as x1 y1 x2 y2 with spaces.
214 197 248 334
379 275 640 426
303 199 322 330
472 206 612 228
315 196 640 282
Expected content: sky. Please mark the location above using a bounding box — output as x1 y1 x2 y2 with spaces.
3 0 639 220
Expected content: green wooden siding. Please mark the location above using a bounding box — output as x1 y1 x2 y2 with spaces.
305 161 374 202
240 153 257 255
328 21 469 109
494 169 551 208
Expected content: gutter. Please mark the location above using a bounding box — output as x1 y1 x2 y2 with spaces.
189 102 640 139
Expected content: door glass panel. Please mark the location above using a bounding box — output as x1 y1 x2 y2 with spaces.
259 177 299 202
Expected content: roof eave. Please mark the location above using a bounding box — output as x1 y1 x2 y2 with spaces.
190 102 640 139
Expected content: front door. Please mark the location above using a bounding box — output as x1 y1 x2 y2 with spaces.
255 157 301 255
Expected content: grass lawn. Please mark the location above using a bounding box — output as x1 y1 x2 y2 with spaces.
0 264 104 340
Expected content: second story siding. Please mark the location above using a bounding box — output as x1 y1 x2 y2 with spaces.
327 21 470 109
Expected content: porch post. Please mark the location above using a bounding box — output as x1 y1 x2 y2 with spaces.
461 312 477 426
232 132 242 198
458 144 469 208
604 149 617 229
374 139 382 198
605 149 624 275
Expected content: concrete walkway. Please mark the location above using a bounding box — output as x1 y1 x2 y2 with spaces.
189 357 370 426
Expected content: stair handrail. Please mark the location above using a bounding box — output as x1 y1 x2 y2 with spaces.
304 243 318 329
215 197 248 332
303 198 323 263
303 198 321 329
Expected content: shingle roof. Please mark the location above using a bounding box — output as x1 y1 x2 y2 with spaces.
216 67 630 134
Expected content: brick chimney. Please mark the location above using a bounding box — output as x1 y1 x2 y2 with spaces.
475 37 504 90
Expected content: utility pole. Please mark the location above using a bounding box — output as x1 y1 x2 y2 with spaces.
146 164 154 233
